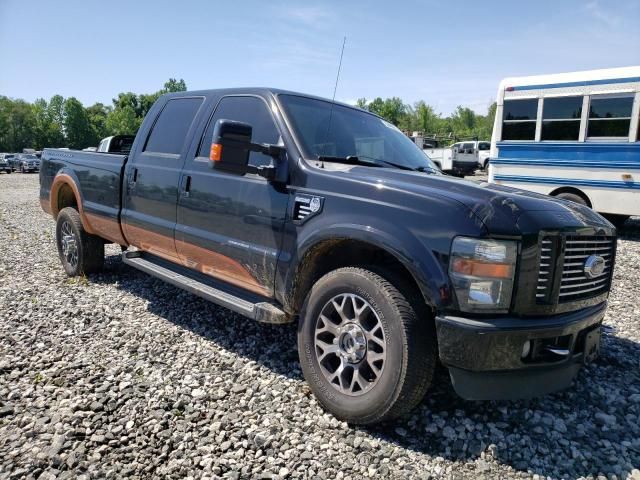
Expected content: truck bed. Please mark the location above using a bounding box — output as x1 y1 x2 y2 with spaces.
40 148 128 245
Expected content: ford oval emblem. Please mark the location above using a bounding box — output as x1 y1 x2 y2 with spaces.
583 255 606 279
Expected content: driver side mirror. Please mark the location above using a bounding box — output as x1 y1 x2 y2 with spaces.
209 119 253 175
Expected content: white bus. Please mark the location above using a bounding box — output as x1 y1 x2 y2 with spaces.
488 66 640 226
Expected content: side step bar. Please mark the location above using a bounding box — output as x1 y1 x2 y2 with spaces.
122 251 290 324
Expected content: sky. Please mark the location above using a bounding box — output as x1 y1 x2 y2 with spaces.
1 0 639 115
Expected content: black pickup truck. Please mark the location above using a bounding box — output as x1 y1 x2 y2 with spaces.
40 88 616 425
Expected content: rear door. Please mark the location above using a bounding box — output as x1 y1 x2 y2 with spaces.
175 95 289 297
121 96 204 262
458 142 476 164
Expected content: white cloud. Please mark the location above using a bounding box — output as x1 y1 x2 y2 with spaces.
584 0 622 28
279 5 332 25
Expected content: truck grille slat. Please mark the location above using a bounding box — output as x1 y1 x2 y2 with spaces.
535 235 615 304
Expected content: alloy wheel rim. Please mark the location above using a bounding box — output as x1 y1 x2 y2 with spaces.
314 293 386 396
60 221 78 268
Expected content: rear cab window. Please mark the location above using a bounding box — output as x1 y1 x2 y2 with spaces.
144 97 204 155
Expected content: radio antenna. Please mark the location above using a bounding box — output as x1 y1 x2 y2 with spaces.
320 36 346 168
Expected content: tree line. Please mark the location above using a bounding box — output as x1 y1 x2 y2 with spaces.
0 79 495 153
356 97 496 140
0 79 187 152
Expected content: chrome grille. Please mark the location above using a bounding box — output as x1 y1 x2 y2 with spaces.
535 235 615 304
558 236 614 302
535 238 553 301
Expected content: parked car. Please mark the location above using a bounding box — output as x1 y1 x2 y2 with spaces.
40 88 615 425
14 153 40 173
0 153 14 174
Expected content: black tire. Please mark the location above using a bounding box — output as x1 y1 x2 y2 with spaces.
554 191 588 206
55 207 104 276
297 267 436 425
483 159 490 170
20 165 25 173
602 214 630 229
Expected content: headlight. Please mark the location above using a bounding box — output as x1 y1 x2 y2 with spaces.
449 237 518 313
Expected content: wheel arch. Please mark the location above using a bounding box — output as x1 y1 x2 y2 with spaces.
549 186 592 208
282 226 448 318
50 172 96 235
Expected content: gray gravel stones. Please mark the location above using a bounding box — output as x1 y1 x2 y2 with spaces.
1 173 639 479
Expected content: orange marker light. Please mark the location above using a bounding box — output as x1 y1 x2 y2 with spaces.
452 258 513 279
210 143 222 162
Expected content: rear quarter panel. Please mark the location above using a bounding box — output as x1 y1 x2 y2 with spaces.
40 149 127 244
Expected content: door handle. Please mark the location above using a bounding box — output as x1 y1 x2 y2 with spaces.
128 168 138 188
181 175 191 198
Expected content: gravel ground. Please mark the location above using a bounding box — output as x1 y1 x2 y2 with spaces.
1 172 639 480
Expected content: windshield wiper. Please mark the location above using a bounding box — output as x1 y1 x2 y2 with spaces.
317 155 439 174
317 155 416 171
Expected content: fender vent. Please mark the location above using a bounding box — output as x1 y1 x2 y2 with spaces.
293 194 323 224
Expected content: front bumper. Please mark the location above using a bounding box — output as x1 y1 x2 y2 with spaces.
435 302 606 400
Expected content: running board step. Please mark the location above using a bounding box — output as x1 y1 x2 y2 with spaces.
122 251 290 324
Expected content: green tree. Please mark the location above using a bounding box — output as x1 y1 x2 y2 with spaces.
450 106 477 136
160 78 187 93
86 103 110 145
355 98 368 109
413 101 441 134
63 97 94 149
105 105 140 135
0 97 36 152
367 97 408 127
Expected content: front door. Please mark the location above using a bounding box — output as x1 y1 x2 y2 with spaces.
122 96 204 262
175 95 289 298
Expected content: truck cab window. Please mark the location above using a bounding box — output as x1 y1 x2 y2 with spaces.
198 96 281 167
144 98 203 154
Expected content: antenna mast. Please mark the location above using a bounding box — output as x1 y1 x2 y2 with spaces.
320 36 346 168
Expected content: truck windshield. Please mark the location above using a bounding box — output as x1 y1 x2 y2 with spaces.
279 94 438 172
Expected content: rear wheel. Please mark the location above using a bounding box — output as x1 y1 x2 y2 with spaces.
55 207 104 276
297 267 436 425
554 191 588 206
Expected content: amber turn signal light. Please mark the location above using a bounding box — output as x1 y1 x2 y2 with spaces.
210 143 222 162
451 258 513 279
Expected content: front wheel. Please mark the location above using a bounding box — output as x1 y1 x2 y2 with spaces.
55 207 104 276
297 267 436 425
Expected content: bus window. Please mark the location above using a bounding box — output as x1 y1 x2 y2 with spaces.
502 99 537 140
541 96 582 141
587 94 634 139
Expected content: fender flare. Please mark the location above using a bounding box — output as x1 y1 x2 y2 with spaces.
282 223 450 312
49 170 96 235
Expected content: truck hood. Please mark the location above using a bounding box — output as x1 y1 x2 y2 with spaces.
350 167 613 235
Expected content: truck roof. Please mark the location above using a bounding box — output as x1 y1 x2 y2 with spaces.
161 88 368 113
